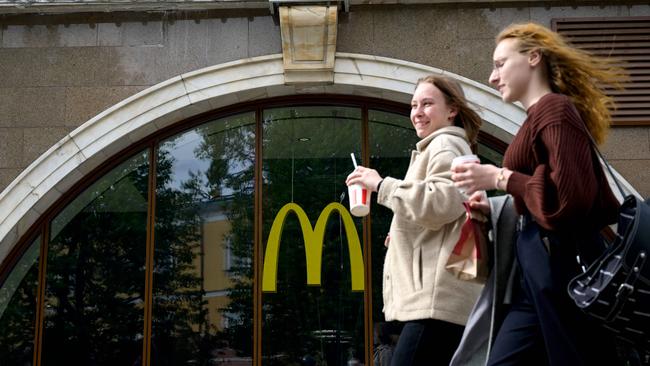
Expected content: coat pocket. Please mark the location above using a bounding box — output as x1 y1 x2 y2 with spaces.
413 244 423 291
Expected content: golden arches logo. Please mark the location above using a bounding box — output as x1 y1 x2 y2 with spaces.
262 202 365 292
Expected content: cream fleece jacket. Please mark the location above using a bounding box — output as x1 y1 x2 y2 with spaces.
377 126 484 325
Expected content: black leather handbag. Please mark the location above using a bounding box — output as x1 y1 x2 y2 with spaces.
567 138 650 351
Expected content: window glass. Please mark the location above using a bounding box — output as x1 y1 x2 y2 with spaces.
152 112 255 365
0 236 40 365
261 106 365 365
43 151 149 365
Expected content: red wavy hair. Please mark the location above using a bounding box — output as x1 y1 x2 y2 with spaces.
497 23 627 145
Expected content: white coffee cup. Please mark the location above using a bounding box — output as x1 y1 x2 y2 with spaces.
348 184 370 217
451 154 480 170
451 154 480 194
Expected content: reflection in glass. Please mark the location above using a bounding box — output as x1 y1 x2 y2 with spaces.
153 112 255 365
43 151 149 365
0 236 40 364
262 106 365 365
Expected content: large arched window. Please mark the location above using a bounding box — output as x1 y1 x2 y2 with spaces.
0 96 505 365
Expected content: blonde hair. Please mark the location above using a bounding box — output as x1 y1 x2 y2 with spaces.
496 22 627 145
416 75 483 145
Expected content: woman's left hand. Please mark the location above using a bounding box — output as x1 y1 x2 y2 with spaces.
451 163 501 195
467 190 490 216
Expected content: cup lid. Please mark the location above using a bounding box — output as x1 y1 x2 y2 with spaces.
452 154 480 164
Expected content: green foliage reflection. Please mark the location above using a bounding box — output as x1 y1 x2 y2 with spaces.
43 152 149 365
152 113 255 365
0 237 40 365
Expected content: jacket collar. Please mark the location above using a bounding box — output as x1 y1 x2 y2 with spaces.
415 126 468 152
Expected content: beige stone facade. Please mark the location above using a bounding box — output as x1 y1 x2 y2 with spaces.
1 1 649 198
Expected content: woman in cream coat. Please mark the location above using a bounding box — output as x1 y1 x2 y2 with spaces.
346 75 483 365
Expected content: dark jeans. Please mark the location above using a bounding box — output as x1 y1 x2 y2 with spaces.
390 318 464 366
487 221 621 366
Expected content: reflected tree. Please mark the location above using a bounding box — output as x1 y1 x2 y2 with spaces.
42 154 149 365
196 120 256 361
152 146 212 365
152 116 256 365
0 240 39 365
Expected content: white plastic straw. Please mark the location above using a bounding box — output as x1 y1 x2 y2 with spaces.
350 153 358 168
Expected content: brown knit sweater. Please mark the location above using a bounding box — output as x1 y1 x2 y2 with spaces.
503 93 619 233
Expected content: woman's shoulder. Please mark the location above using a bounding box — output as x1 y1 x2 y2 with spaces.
529 93 583 129
423 126 471 153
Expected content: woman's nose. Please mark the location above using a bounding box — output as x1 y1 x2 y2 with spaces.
489 69 499 85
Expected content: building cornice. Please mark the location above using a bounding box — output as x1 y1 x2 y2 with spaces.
0 0 646 16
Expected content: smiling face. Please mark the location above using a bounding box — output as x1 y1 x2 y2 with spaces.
410 82 456 139
489 38 534 104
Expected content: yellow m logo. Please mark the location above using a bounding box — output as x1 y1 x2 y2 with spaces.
262 202 365 292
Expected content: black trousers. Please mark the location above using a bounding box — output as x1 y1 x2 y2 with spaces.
390 318 464 366
487 221 621 366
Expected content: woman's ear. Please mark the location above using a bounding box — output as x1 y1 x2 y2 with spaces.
528 49 543 67
448 107 458 122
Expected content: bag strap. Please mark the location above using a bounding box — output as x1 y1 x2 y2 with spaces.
585 131 626 198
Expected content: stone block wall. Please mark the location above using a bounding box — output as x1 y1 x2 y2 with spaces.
336 4 650 197
0 3 649 197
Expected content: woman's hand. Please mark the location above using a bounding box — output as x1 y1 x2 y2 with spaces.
467 190 491 216
345 166 383 192
451 163 503 195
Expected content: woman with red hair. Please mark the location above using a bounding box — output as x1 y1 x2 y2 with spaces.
452 23 625 365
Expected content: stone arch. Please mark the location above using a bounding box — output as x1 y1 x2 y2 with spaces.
0 52 638 262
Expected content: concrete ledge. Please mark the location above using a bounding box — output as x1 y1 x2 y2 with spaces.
2 1 647 16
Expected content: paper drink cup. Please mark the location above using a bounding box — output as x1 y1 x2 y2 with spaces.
451 154 480 195
348 184 370 217
451 154 480 170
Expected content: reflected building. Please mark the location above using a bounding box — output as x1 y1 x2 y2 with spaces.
199 198 236 332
